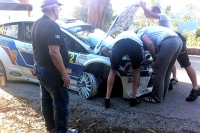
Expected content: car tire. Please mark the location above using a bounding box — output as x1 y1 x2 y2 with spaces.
78 72 99 99
0 60 7 87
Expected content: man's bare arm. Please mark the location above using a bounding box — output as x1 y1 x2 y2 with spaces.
49 45 70 87
141 34 157 61
101 46 112 57
140 2 160 19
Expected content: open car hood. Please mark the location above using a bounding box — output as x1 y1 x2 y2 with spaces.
93 1 140 54
0 0 32 11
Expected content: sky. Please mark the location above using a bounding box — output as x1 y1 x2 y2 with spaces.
28 0 199 17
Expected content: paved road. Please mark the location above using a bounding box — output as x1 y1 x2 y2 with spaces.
0 55 200 132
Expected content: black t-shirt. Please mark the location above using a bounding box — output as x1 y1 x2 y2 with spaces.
31 15 69 68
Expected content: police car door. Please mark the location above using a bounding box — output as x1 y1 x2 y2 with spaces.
0 22 26 78
18 22 36 80
62 31 87 90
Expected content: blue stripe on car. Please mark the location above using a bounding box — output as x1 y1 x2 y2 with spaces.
3 39 85 80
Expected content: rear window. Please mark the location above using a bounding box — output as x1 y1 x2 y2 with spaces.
0 24 19 39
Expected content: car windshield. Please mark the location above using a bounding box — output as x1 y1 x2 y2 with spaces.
63 25 114 49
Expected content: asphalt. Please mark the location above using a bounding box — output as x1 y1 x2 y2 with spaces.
0 55 200 132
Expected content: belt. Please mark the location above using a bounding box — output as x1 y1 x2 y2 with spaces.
36 63 54 67
161 36 178 43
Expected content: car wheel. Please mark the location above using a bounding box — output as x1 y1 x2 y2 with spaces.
0 60 7 87
78 72 98 99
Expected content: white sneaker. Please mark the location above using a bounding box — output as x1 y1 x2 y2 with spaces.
170 77 178 84
66 129 78 133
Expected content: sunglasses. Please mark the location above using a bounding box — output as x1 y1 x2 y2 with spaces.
54 6 62 11
57 6 62 11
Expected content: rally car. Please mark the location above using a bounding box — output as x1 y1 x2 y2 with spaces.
0 2 153 99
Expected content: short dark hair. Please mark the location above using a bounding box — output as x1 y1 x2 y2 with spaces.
151 6 161 13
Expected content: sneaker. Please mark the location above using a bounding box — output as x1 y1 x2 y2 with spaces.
130 98 141 107
144 96 160 103
170 77 178 84
186 89 200 102
66 129 78 133
104 98 110 108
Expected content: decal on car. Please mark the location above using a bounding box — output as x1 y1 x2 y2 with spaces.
79 54 87 60
1 45 17 65
9 71 22 77
66 68 72 74
11 50 17 62
128 77 133 83
69 53 77 63
68 63 85 81
0 37 9 46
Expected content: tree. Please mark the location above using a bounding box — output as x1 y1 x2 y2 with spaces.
87 0 110 29
73 0 115 31
102 4 116 31
18 0 31 17
73 0 89 22
195 28 200 38
18 0 29 3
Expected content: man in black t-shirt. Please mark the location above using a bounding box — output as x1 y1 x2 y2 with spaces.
31 0 77 133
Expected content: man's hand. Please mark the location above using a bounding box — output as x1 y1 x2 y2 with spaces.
101 46 112 57
124 62 132 72
49 45 70 87
150 61 156 68
140 1 146 8
62 73 70 87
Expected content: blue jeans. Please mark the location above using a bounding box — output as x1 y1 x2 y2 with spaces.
35 65 70 133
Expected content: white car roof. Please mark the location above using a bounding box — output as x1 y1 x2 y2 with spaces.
0 17 37 24
0 16 88 27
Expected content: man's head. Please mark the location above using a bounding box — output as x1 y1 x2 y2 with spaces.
151 6 161 14
41 0 62 21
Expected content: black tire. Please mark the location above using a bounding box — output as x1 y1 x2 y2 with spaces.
0 60 7 87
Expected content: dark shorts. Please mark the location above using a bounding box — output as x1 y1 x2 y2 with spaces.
110 38 143 70
176 32 191 68
177 49 191 68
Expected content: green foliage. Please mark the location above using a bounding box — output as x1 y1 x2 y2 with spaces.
195 28 200 38
182 30 200 47
103 4 117 31
72 0 116 31
72 0 89 22
132 10 155 30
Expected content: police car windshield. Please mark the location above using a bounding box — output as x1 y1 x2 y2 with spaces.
64 25 114 49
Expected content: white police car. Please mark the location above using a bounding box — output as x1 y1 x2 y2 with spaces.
0 2 153 99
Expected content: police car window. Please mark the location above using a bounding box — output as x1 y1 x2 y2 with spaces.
62 32 88 53
66 25 102 48
0 24 19 39
24 24 33 42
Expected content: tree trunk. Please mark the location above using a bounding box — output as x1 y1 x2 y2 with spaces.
19 0 29 4
88 0 110 29
18 0 31 17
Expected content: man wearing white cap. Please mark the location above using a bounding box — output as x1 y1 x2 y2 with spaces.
31 0 78 132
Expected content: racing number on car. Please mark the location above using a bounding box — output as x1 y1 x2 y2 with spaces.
69 53 77 63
